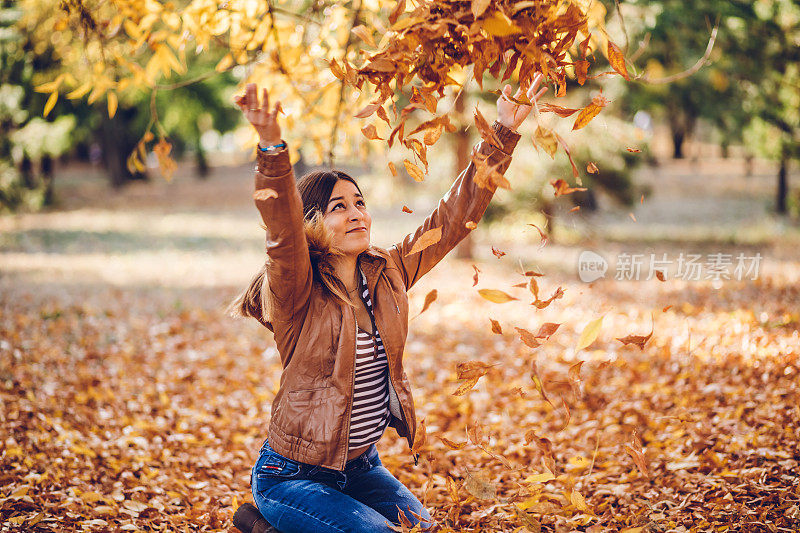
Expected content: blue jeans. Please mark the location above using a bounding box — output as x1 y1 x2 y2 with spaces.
250 438 434 532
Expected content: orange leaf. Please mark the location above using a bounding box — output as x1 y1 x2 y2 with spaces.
388 161 398 177
456 361 494 381
405 226 442 256
550 179 587 197
489 318 502 334
491 246 505 258
473 107 504 150
572 102 602 130
586 161 599 174
452 377 480 396
401 205 412 213
437 436 467 450
361 124 382 140
403 159 425 182
516 327 542 349
607 41 630 81
472 264 481 286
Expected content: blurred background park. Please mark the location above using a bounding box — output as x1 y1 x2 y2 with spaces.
2 0 799 530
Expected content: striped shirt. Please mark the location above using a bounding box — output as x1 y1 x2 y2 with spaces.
349 268 391 450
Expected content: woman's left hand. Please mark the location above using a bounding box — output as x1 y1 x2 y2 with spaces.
496 72 548 131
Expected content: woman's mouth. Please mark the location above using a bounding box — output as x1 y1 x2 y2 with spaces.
347 227 367 233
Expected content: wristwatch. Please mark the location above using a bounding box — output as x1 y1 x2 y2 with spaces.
258 141 286 154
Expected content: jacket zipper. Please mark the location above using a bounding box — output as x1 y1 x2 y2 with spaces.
340 304 357 471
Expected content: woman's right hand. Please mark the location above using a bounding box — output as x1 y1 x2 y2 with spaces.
234 83 282 148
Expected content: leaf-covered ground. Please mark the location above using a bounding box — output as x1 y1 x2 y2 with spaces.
2 157 799 532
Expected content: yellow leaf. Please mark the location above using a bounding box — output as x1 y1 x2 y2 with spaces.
107 92 118 118
403 159 425 182
478 289 517 303
570 489 590 512
471 0 491 19
215 53 234 73
533 126 558 158
43 91 58 117
483 11 521 36
576 316 604 351
67 82 92 100
524 470 555 483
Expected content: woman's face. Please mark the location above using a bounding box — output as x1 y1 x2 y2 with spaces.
322 179 371 256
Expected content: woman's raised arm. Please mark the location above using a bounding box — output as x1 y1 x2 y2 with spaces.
235 84 312 324
388 76 547 290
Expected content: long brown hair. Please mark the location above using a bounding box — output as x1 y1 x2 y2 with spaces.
225 169 364 329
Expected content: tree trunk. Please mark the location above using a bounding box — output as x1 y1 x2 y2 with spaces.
41 154 55 206
452 90 474 260
99 110 148 189
776 152 788 215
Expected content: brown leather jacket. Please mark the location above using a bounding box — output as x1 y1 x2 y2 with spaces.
253 120 521 471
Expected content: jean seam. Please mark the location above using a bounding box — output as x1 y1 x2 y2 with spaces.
260 497 348 533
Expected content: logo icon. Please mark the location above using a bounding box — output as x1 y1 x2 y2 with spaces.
578 250 608 283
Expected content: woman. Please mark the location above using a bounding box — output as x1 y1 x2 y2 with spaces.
229 75 547 533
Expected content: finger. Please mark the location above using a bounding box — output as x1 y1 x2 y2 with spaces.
273 100 281 116
248 83 258 109
263 88 269 112
533 87 548 102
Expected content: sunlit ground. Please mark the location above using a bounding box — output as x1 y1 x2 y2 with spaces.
2 151 799 531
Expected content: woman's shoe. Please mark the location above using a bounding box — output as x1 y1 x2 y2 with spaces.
233 502 280 533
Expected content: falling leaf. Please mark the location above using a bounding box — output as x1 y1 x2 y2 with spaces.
464 469 496 500
478 289 517 303
560 396 571 430
551 179 587 197
524 468 555 484
527 223 549 248
533 126 558 158
655 270 666 282
616 314 654 350
629 212 637 222
528 277 539 300
568 361 584 400
456 361 494 380
572 102 603 130
413 289 438 318
627 147 642 152
489 318 502 334
465 221 477 230
452 377 480 395
531 286 565 309
472 264 481 286
586 161 599 174
437 436 467 450
351 24 376 47
473 107 504 149
513 504 542 532
576 316 604 351
403 159 426 182
491 246 506 258
401 205 412 213
607 41 630 81
569 206 581 212
534 322 560 339
388 161 398 177
640 194 644 204
406 226 442 256
361 124 382 140
516 327 542 349
354 102 381 118
529 361 554 408
623 429 649 478
662 304 673 312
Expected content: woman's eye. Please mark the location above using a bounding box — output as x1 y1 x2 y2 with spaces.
357 200 366 207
